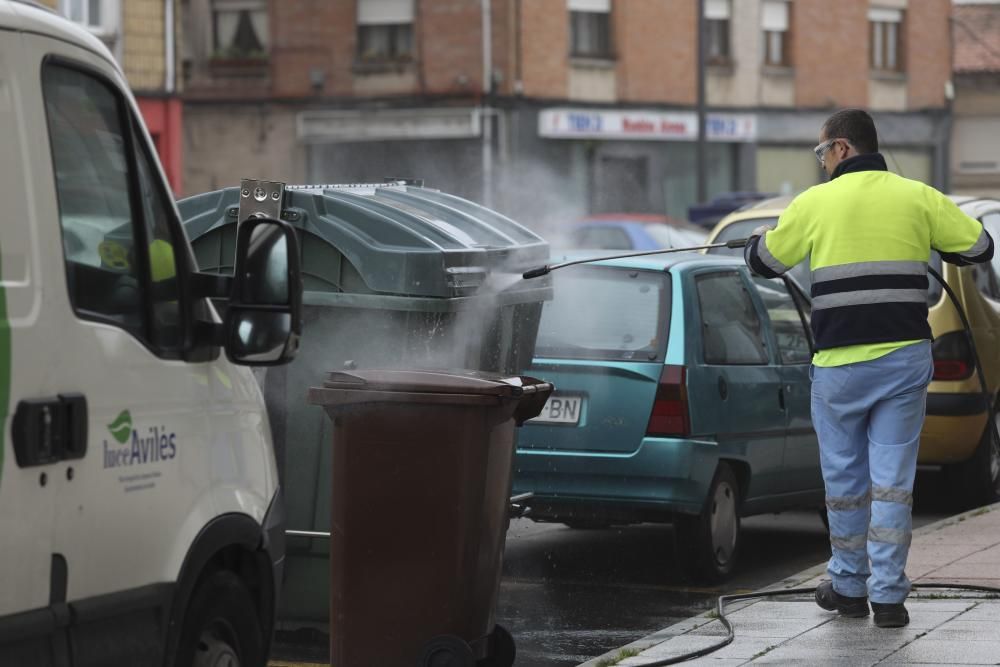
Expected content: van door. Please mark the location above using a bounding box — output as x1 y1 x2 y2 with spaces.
685 269 787 506
0 29 62 667
20 39 250 667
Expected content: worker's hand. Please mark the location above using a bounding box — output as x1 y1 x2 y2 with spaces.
751 224 775 237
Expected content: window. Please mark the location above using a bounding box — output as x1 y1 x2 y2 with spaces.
696 272 768 365
43 63 186 353
535 267 669 362
212 0 269 59
705 0 731 65
752 277 811 364
761 0 790 67
869 7 904 72
133 128 184 350
357 0 415 63
569 0 612 58
571 226 632 250
974 213 1000 301
60 0 118 38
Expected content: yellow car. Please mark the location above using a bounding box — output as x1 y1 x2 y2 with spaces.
705 195 1000 509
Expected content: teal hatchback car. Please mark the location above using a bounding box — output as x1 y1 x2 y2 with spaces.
513 254 824 581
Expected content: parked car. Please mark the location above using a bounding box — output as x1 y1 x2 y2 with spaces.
566 214 706 251
705 195 1000 509
512 253 822 581
687 191 779 228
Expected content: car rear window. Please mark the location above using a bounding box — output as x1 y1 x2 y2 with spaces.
535 266 670 362
644 223 707 248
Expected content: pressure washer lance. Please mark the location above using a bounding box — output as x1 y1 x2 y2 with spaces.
521 238 752 280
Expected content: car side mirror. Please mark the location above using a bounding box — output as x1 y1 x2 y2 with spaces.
224 217 302 366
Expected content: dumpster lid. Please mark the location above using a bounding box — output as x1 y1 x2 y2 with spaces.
322 369 548 397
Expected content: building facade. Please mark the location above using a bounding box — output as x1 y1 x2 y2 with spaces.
180 0 952 225
40 0 184 193
951 0 1000 197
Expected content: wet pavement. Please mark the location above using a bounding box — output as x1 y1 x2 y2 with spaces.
496 513 830 666
499 493 950 667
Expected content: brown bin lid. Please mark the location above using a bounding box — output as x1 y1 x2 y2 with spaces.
320 369 546 398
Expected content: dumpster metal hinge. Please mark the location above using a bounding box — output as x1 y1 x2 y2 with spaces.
238 178 286 222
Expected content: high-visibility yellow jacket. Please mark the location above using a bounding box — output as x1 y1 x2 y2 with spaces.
746 153 993 367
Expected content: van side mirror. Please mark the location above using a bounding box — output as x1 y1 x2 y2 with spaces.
224 217 302 366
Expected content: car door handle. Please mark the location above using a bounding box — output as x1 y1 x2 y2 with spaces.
778 387 786 410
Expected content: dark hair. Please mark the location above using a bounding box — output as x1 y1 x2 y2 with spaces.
822 109 879 154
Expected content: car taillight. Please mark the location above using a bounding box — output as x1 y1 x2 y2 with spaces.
932 331 974 381
647 365 690 437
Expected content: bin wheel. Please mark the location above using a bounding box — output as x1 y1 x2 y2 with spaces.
419 635 476 667
479 624 516 667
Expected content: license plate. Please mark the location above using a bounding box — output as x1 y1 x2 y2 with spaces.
530 394 583 425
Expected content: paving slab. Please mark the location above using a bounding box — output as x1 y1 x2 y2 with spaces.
884 638 1000 664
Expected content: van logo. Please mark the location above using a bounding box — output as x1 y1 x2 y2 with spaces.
108 410 133 444
102 409 177 478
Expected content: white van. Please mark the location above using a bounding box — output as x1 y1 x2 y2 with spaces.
0 2 302 666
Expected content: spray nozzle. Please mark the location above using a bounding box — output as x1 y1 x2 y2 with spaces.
522 266 550 280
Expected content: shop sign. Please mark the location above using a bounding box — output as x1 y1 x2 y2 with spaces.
539 108 756 142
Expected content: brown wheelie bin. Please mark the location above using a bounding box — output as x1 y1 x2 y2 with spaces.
307 369 553 667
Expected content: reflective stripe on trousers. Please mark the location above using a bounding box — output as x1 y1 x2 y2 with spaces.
811 341 933 604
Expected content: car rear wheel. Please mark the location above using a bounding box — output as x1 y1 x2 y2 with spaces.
674 462 741 583
944 406 1000 510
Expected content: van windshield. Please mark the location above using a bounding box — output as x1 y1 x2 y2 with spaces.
535 266 670 362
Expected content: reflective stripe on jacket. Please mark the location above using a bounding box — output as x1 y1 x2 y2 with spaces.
745 153 994 353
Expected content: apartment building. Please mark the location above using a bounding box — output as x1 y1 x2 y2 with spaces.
951 0 1000 197
180 0 952 223
39 0 183 192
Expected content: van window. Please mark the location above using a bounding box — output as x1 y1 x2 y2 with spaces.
535 267 670 361
133 126 183 349
44 64 145 339
43 63 185 354
696 272 768 365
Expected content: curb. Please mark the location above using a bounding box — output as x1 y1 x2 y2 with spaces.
577 501 1000 667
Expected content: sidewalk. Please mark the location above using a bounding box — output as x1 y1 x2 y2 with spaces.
581 502 1000 666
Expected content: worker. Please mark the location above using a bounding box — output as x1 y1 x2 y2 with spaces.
744 109 993 628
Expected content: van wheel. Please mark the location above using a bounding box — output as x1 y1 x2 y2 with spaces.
175 571 264 667
674 463 741 583
944 408 1000 510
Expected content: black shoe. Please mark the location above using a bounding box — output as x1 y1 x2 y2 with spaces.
815 581 870 618
872 602 909 628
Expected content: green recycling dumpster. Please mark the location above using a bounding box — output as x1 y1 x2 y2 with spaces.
177 182 552 624
309 369 553 667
